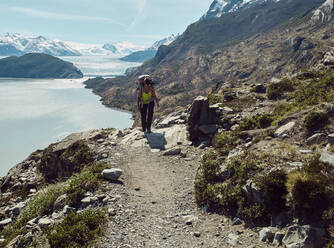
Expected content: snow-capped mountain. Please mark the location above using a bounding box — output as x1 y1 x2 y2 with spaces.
0 33 147 57
150 34 179 50
202 0 280 19
0 33 81 56
120 34 179 63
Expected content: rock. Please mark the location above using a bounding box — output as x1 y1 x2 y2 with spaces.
194 231 201 237
81 197 92 208
11 202 25 216
299 149 313 154
198 124 218 135
0 218 12 229
319 152 334 166
227 233 239 246
108 208 116 216
224 92 236 102
63 205 75 215
101 168 123 181
299 39 314 50
53 194 67 212
274 121 295 137
243 180 262 205
219 164 230 181
199 140 211 149
183 215 197 225
287 36 304 51
232 217 243 226
163 147 181 156
222 106 234 114
144 132 167 149
306 133 327 145
273 232 285 246
259 227 274 242
254 84 266 93
282 225 325 248
328 133 334 144
187 96 219 144
0 239 5 243
38 218 53 228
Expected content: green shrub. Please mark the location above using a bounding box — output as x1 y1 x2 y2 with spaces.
214 131 239 155
287 156 334 222
207 93 222 104
255 170 288 217
239 114 274 131
303 111 328 133
66 170 99 208
267 78 294 100
46 210 106 248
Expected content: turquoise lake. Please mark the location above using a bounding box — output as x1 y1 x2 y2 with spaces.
0 56 141 177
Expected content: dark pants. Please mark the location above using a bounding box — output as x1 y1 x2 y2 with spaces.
140 101 155 132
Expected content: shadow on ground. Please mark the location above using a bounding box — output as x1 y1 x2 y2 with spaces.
145 132 167 150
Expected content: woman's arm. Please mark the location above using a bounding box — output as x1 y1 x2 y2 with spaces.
151 87 160 108
137 88 142 112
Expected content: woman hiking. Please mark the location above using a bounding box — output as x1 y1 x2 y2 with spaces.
137 76 159 133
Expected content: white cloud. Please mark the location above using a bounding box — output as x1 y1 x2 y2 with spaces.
9 7 126 26
129 0 147 29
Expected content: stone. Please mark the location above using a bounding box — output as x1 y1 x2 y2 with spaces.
328 133 334 144
53 194 67 212
306 133 327 145
243 180 262 205
198 124 218 135
273 232 285 246
163 147 181 156
81 197 92 207
299 39 315 50
108 208 116 216
254 84 266 93
259 227 274 242
0 218 12 229
227 233 239 246
194 231 201 237
38 218 53 228
219 164 230 181
319 152 334 166
101 168 123 181
11 202 25 216
282 225 325 248
63 205 75 215
232 217 243 226
274 122 295 137
182 215 197 225
222 106 234 114
299 149 313 154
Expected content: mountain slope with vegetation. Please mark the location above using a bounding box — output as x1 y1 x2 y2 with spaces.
0 53 83 79
84 0 327 116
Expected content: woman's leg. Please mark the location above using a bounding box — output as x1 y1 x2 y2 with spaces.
140 104 148 132
146 101 155 132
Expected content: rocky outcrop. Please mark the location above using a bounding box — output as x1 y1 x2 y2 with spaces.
312 0 334 23
187 96 220 145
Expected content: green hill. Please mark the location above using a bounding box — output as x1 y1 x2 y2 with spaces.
0 53 83 78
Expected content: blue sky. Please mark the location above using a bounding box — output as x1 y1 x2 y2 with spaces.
0 0 213 45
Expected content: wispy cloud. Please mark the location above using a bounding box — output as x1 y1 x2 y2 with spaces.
129 0 147 29
9 7 125 26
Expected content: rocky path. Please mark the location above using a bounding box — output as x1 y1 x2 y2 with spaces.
95 143 272 248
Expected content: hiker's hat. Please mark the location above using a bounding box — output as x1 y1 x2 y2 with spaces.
138 74 150 84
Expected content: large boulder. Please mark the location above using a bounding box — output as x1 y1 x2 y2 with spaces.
187 96 219 144
282 225 325 248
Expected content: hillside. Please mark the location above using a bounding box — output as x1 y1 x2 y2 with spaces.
84 0 329 116
0 53 83 79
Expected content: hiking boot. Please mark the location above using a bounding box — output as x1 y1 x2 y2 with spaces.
147 129 152 133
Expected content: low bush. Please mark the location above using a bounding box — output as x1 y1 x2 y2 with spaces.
267 78 294 100
239 114 274 131
46 210 106 248
213 131 239 155
207 93 222 104
303 111 328 133
286 156 334 223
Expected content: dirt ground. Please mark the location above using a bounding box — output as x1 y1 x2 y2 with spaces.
94 142 274 248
